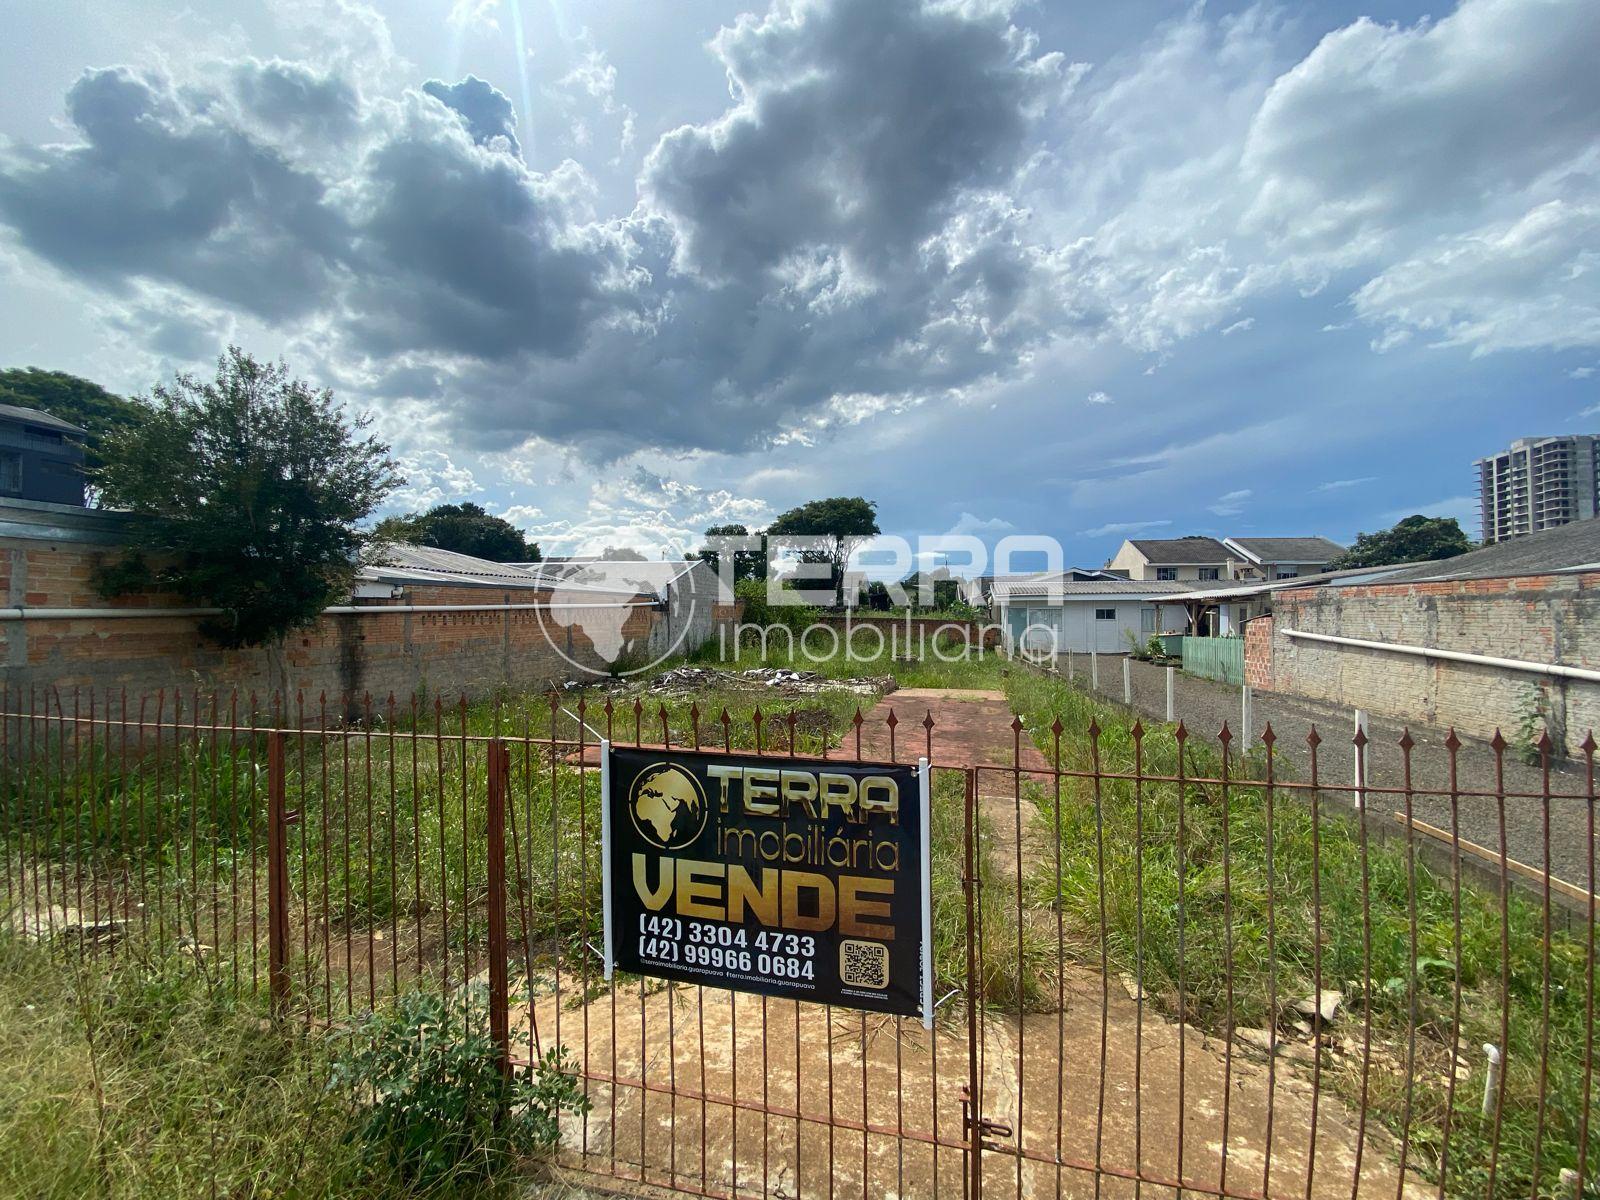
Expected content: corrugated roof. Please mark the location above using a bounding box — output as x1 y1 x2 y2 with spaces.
1224 536 1345 562
516 558 710 598
362 543 637 594
999 578 1235 600
0 403 85 435
1125 536 1230 564
1379 517 1600 583
1157 565 1409 603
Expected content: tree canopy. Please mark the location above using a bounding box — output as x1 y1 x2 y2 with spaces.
375 502 539 563
97 348 401 647
766 496 879 596
1328 514 1474 569
0 366 150 477
696 522 766 582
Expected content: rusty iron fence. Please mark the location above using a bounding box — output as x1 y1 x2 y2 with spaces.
1 683 1596 1199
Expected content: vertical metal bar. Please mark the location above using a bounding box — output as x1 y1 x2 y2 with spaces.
1395 732 1421 1196
1435 731 1464 1198
963 765 981 1200
920 757 933 1031
1218 726 1237 1196
1577 732 1597 1194
600 738 614 979
1091 717 1110 1189
485 738 511 1087
266 730 290 1018
1485 731 1512 1192
1305 728 1325 1200
1348 719 1376 1199
1261 726 1280 1197
1529 731 1556 1192
1174 722 1189 1191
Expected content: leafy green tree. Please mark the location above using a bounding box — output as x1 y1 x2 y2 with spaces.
375 502 538 563
1329 514 1474 569
767 496 879 601
97 348 401 647
697 522 766 582
0 366 150 477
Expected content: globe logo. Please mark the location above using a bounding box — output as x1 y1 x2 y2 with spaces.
629 763 708 850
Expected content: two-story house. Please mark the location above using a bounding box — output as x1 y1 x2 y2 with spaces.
1105 536 1232 581
1107 535 1345 584
1221 537 1345 580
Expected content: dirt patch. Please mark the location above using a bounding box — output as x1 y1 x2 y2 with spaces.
516 973 1428 1199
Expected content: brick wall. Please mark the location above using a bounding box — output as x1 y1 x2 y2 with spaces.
1259 572 1600 745
1 511 726 708
1244 615 1274 691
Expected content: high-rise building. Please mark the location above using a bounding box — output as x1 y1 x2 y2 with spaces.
1475 435 1600 544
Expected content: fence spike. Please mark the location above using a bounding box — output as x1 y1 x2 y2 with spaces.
1051 715 1064 737
1261 723 1276 748
1174 720 1188 743
1582 730 1597 755
1490 729 1507 753
1399 728 1415 752
1306 726 1321 749
1130 719 1143 740
1012 714 1026 734
1218 721 1233 747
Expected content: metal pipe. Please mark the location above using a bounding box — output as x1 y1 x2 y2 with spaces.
1284 627 1600 684
0 599 656 622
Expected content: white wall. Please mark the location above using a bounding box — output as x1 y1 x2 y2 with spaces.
1005 599 1186 653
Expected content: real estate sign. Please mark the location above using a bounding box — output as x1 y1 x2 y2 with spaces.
603 744 931 1022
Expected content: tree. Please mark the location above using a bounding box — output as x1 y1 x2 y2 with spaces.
96 348 402 647
1329 514 1474 570
376 502 538 563
766 497 879 601
0 366 150 478
696 522 767 582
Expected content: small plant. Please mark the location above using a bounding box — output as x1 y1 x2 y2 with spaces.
330 987 588 1187
1146 633 1166 660
1512 681 1550 766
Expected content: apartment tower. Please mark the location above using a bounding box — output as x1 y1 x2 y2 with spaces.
1475 434 1600 543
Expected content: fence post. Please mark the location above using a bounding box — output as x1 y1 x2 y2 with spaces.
1241 685 1254 750
1091 650 1099 690
1165 666 1175 723
1122 657 1132 705
265 730 290 1019
485 739 511 1086
1354 709 1369 811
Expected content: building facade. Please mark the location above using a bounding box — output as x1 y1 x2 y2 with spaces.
0 404 86 507
1476 434 1599 544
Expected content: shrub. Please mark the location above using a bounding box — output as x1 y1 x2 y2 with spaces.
329 988 588 1187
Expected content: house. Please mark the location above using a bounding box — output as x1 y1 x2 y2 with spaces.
0 403 86 507
1221 536 1345 580
992 573 1228 654
1247 517 1600 744
964 566 1123 606
1105 536 1230 581
1106 534 1347 583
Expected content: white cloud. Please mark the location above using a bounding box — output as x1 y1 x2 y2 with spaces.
1314 476 1377 492
1220 317 1255 336
1078 519 1172 538
1085 390 1113 405
1208 487 1253 517
1571 365 1597 379
945 511 1015 537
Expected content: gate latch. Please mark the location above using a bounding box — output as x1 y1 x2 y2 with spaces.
959 1084 1014 1151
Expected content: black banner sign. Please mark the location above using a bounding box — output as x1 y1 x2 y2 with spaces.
603 745 929 1020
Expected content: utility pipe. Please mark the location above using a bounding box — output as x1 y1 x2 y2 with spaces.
0 599 657 622
1284 628 1600 684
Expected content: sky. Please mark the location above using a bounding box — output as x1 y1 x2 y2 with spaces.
0 0 1596 570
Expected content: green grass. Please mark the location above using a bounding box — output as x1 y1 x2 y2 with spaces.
1002 665 1598 1199
0 933 597 1198
6 638 1591 1196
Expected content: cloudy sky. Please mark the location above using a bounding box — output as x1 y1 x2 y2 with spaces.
2 0 1596 567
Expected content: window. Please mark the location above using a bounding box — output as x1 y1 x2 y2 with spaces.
1275 568 1298 579
1095 607 1116 621
1155 567 1177 581
1198 567 1220 580
0 452 19 493
1140 607 1156 633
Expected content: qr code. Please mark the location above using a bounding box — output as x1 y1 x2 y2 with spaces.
839 939 889 989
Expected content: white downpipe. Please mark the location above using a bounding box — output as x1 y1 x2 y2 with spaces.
0 599 656 622
1284 628 1600 684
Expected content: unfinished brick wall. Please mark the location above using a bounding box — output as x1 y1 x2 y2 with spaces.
1264 573 1600 745
1 529 705 709
1243 614 1274 691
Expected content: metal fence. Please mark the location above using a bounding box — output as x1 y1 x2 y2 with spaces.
1 684 1595 1199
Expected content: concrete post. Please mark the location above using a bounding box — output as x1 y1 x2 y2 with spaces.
1091 650 1099 690
1166 666 1175 723
1122 657 1132 705
1241 685 1254 750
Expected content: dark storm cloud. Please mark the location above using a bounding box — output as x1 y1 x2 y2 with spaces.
420 76 520 154
0 66 346 320
643 0 1061 283
0 0 1070 457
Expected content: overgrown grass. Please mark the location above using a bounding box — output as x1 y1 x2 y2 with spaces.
0 933 591 1198
1003 666 1598 1199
